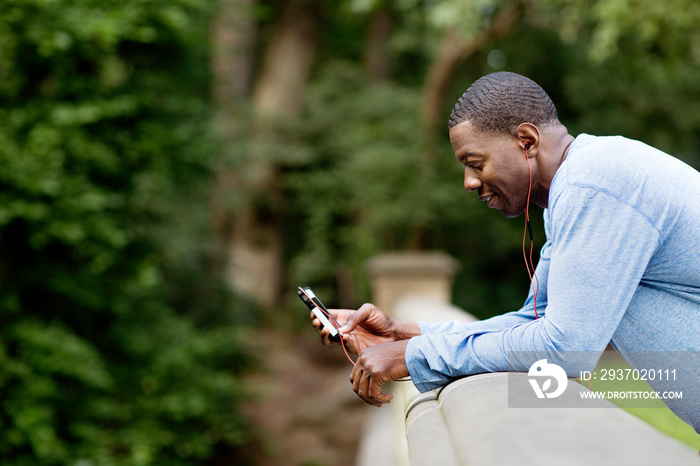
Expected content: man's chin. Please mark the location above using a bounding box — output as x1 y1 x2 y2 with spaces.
501 204 526 219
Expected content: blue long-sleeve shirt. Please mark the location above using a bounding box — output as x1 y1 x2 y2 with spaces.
405 134 700 430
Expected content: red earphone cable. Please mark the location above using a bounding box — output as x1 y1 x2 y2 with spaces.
523 147 540 319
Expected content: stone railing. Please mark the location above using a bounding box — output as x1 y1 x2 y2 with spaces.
355 252 699 466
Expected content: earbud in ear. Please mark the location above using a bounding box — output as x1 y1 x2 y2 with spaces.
522 142 532 150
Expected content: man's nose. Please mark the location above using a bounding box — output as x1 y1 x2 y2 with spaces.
464 169 481 192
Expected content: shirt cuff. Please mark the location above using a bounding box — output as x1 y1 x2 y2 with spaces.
406 335 454 393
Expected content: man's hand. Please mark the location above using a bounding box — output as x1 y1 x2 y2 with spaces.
310 303 419 354
350 340 410 406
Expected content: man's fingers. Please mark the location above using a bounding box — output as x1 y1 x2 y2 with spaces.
368 376 392 405
319 327 340 346
357 373 381 406
366 374 393 405
339 313 359 335
310 312 322 332
350 365 359 393
311 309 345 345
359 371 378 406
340 303 374 334
351 357 391 407
350 364 375 405
348 341 408 406
312 316 336 344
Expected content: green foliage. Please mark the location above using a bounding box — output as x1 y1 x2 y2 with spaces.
533 0 700 165
565 52 700 165
287 63 427 300
540 0 700 63
0 0 250 464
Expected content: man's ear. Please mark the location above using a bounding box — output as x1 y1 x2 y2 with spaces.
516 123 540 157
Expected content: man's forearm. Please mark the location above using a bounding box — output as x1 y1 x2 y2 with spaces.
393 321 421 341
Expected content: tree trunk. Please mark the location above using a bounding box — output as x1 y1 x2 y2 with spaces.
211 0 255 108
252 0 319 115
229 0 320 309
209 0 256 285
363 8 393 81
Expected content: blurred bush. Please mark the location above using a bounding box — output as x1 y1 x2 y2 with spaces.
0 0 251 464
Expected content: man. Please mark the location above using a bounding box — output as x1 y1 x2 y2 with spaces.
311 72 700 431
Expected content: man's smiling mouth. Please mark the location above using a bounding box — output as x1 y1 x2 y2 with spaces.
480 194 495 206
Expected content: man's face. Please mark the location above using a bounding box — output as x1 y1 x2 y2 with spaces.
449 120 531 218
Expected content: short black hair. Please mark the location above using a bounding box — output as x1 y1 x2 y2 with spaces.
448 72 559 135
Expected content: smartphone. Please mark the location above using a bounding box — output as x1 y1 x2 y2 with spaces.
298 286 340 342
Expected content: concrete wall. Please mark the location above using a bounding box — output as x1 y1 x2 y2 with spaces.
406 372 699 466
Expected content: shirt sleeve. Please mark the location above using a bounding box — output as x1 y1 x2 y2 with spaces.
406 185 661 393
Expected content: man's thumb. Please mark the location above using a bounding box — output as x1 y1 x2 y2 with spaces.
339 310 361 333
340 303 375 333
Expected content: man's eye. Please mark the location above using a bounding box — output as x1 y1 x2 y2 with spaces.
467 162 481 169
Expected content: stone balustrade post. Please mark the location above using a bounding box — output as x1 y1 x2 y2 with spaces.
366 251 460 315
